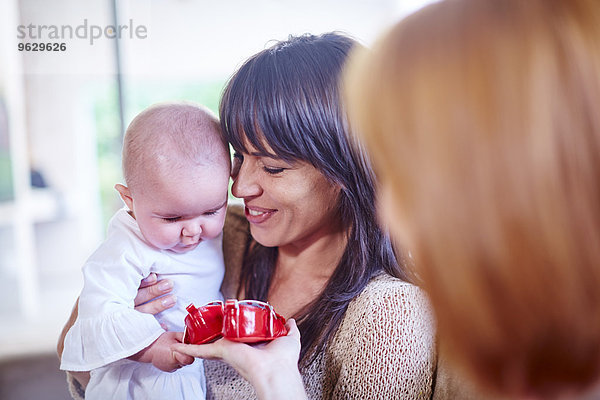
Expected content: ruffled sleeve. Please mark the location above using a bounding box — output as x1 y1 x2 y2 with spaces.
327 275 437 399
60 307 164 371
60 214 165 371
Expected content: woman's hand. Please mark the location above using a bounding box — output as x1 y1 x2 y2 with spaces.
172 319 307 400
133 273 177 315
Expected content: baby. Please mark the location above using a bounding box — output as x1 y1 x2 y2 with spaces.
60 102 231 399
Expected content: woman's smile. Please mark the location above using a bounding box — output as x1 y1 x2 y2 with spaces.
244 204 277 224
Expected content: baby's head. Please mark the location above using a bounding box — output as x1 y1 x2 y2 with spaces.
115 102 230 253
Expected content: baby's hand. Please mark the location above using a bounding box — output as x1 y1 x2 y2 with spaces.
128 332 194 372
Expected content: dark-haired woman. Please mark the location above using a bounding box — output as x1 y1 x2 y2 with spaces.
59 33 436 399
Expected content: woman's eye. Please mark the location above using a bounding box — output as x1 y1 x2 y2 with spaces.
162 217 181 222
263 167 285 175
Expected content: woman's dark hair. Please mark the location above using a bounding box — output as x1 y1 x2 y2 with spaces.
219 32 411 364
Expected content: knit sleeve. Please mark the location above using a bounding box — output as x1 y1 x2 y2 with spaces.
329 277 436 399
65 372 86 400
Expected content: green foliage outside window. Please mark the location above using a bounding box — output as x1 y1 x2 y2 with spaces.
93 79 226 224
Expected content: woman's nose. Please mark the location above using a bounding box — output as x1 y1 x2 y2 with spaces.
231 159 262 199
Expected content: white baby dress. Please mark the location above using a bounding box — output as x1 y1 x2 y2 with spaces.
61 208 224 400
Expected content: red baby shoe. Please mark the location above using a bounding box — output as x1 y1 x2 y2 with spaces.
182 301 224 344
222 299 287 343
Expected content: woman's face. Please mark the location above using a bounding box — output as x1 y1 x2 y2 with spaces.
231 142 343 248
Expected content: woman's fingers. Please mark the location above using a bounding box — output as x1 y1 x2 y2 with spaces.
285 318 300 340
172 340 227 360
284 319 301 353
134 276 173 305
173 343 217 359
134 276 176 315
135 293 177 314
139 273 158 288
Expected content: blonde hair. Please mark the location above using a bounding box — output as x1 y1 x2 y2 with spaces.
122 102 228 191
345 0 600 397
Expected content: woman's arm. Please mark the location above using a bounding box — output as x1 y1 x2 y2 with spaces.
173 319 307 400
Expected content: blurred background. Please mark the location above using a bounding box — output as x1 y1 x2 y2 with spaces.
0 0 434 397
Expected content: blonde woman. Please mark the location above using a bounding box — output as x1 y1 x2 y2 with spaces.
345 0 600 398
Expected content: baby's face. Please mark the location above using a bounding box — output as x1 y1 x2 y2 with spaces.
131 165 229 253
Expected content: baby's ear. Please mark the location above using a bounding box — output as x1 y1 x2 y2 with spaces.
115 184 134 210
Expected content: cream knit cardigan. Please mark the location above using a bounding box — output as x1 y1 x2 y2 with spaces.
208 205 437 399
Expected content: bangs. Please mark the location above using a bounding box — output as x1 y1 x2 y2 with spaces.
220 33 353 166
220 54 293 161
